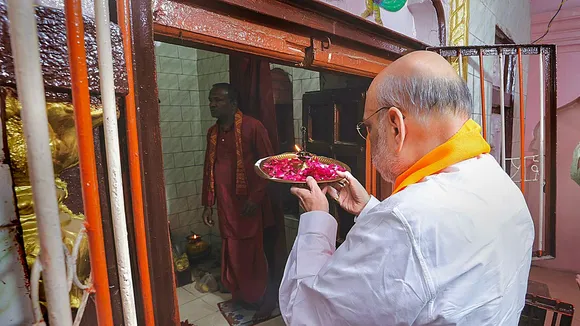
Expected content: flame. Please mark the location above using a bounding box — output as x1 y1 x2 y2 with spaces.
294 144 301 152
192 234 199 240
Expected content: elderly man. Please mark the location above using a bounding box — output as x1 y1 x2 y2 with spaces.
280 51 535 325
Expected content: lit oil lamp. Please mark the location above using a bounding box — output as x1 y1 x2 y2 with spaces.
294 144 313 170
186 231 210 263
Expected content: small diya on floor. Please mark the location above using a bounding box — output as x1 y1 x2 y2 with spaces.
254 145 351 184
186 232 211 263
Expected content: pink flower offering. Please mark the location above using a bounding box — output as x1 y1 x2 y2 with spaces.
262 156 346 182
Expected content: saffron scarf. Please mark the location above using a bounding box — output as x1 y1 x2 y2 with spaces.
205 110 248 206
392 119 491 195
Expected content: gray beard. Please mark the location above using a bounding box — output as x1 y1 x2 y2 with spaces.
372 134 403 184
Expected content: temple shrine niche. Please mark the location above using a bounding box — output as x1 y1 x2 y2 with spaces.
0 0 128 316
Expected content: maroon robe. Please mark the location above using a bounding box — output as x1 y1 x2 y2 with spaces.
202 115 275 303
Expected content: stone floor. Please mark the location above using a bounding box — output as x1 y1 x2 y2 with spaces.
177 283 285 326
177 252 284 325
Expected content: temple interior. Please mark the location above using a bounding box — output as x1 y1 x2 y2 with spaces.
158 42 379 324
2 0 580 325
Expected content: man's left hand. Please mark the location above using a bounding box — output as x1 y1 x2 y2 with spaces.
290 177 329 213
241 200 258 217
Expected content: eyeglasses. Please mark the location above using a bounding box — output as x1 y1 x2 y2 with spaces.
356 107 405 140
356 107 387 140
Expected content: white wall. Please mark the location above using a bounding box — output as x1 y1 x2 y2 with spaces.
319 0 448 44
466 0 531 159
155 42 227 249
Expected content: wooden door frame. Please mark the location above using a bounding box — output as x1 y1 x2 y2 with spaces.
152 0 432 77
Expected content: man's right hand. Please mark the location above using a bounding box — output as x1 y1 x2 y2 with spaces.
324 171 371 216
202 207 214 227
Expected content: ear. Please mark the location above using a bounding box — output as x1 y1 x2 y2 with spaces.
386 107 406 152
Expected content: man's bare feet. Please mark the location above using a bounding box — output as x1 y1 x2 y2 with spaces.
253 300 276 323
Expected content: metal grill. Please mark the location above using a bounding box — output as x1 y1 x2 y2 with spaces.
428 44 557 258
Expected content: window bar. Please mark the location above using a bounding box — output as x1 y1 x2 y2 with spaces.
116 0 156 323
478 50 487 141
499 51 507 171
64 0 114 324
94 0 138 324
5 0 72 325
458 52 464 77
538 48 545 255
517 48 526 194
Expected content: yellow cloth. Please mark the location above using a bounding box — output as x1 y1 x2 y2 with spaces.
392 119 491 195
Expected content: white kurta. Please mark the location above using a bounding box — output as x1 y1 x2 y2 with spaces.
280 154 534 326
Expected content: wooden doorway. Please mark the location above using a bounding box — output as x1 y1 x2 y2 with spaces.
303 88 367 241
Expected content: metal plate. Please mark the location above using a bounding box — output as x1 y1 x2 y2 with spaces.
254 152 351 184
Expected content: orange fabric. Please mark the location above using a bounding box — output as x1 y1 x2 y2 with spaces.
392 119 491 195
234 110 248 195
206 110 248 205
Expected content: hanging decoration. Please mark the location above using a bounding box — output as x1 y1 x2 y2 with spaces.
361 0 384 25
379 0 407 12
361 0 407 26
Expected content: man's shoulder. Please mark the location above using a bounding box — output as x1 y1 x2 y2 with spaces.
242 115 269 136
242 114 265 128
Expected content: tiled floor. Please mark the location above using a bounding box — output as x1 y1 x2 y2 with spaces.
177 283 285 326
178 266 578 325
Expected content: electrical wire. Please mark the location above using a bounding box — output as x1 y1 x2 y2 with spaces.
532 0 567 44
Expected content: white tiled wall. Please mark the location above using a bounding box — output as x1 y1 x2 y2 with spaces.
466 0 531 159
156 42 228 248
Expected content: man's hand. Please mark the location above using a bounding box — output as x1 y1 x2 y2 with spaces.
290 177 329 213
324 171 371 216
202 207 214 226
241 200 259 217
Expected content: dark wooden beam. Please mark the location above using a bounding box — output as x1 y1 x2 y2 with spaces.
186 0 428 54
153 0 425 77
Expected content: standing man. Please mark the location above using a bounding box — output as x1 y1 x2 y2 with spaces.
280 51 535 325
202 83 276 320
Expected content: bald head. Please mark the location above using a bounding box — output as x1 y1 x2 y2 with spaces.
367 50 472 122
383 50 462 79
364 51 473 183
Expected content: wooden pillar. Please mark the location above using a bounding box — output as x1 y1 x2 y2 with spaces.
129 0 179 324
